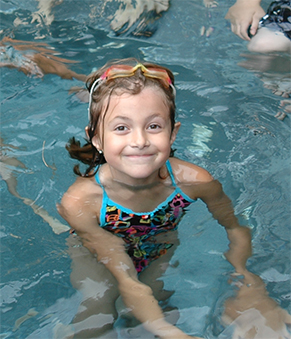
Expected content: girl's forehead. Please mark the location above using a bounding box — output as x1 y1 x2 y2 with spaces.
103 87 170 120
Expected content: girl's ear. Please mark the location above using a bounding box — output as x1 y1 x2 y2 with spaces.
170 122 181 145
85 126 89 139
91 135 102 152
85 126 102 151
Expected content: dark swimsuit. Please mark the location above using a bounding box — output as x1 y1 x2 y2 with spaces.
259 0 291 40
95 160 196 273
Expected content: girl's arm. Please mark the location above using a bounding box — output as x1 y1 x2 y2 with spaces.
172 158 251 272
222 230 291 337
196 179 252 273
192 179 291 336
58 188 202 339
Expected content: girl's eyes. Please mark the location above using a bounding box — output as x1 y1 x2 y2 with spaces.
148 124 161 130
115 125 128 131
114 124 161 131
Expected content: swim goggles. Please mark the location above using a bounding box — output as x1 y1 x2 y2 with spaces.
88 63 176 119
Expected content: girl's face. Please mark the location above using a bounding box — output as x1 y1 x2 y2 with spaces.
92 87 180 185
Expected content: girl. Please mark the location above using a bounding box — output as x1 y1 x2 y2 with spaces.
58 58 253 339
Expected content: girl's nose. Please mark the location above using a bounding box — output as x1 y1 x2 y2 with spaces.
130 129 149 149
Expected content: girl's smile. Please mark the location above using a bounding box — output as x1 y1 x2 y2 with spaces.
92 87 180 185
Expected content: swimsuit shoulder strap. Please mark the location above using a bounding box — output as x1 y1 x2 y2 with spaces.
95 168 107 197
95 168 102 186
166 159 177 186
95 168 109 226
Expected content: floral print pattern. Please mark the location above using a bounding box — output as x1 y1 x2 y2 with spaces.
102 193 192 273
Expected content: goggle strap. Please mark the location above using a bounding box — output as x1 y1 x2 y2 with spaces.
170 83 176 98
88 78 103 120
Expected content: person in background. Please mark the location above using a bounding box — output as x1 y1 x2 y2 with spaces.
0 137 69 234
0 37 86 81
225 0 291 120
225 0 291 53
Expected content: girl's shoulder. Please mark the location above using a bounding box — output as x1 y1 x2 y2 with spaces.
60 175 103 214
67 175 103 196
169 157 213 185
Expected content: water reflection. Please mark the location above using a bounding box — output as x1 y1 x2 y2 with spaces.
239 52 291 120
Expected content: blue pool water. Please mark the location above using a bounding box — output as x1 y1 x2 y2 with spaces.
1 0 290 338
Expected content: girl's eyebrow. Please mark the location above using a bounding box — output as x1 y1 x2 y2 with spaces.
109 113 166 122
109 115 131 122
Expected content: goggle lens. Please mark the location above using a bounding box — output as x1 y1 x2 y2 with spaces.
102 63 172 87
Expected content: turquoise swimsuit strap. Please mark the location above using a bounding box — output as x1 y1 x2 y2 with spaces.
95 169 102 186
95 160 185 225
165 160 177 186
95 168 109 201
95 169 109 223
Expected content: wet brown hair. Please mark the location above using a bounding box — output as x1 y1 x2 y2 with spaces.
66 58 177 177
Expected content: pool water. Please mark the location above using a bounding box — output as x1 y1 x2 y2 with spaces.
1 0 290 338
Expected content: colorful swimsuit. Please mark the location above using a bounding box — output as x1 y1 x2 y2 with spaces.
95 160 196 273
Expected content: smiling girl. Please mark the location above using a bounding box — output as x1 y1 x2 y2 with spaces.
58 58 254 339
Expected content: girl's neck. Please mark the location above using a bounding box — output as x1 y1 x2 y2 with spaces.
105 163 170 190
110 177 161 191
98 163 174 213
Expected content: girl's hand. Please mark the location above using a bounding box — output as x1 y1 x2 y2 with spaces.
222 271 291 338
118 277 204 339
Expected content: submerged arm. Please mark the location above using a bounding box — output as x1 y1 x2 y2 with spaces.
197 180 291 336
198 180 252 273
